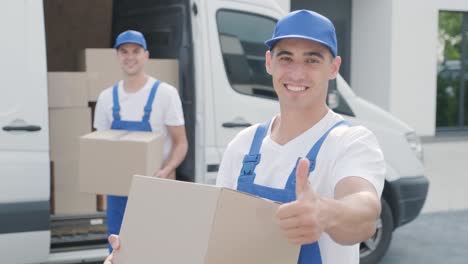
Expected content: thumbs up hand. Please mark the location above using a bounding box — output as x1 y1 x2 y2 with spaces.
276 158 326 245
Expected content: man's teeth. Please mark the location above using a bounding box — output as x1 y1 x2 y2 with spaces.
286 85 306 91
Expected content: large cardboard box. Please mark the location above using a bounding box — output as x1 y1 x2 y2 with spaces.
48 72 89 108
52 160 97 215
49 107 92 161
78 49 179 101
79 130 164 196
113 176 300 263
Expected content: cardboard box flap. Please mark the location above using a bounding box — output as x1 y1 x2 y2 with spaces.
81 130 128 140
204 188 300 264
115 176 222 263
119 131 161 142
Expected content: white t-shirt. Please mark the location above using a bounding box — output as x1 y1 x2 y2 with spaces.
216 110 385 264
93 77 185 161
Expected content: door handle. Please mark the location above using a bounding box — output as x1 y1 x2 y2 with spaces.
3 125 41 132
222 122 252 128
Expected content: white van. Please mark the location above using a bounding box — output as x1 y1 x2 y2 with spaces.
0 0 428 263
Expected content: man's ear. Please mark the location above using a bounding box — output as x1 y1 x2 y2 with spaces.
265 50 272 75
144 50 150 59
329 55 342 80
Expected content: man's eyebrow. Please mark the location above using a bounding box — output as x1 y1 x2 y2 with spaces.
304 51 324 59
275 50 293 57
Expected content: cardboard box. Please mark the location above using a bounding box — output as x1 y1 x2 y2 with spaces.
43 0 113 71
145 59 179 89
52 160 97 215
48 72 89 108
78 49 179 101
54 190 97 215
49 107 92 161
97 195 107 211
113 176 300 263
78 49 120 101
79 130 163 196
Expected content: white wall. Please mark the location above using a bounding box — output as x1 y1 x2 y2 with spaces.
351 0 392 111
352 0 468 136
389 0 438 136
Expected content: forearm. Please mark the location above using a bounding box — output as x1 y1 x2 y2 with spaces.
321 191 381 245
161 141 188 177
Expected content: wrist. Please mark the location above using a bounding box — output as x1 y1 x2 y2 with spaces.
319 197 340 233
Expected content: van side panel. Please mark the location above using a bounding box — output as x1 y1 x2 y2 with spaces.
0 0 50 263
0 231 50 264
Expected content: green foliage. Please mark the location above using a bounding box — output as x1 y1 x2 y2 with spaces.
437 11 465 127
439 11 462 60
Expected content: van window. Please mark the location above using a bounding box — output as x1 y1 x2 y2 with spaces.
216 10 277 100
215 9 354 118
327 79 354 116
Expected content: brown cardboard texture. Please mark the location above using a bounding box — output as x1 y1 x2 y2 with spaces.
113 176 300 264
77 49 120 101
79 130 163 196
145 59 179 89
78 48 180 100
52 160 97 215
43 0 113 71
47 72 89 108
49 107 92 161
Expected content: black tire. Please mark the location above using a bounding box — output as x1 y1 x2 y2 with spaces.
359 198 394 264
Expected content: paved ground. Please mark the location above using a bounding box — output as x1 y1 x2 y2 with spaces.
380 209 468 264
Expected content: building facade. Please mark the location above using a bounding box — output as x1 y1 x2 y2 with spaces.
288 0 468 212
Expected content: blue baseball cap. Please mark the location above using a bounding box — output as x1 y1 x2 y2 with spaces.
114 30 147 50
265 10 338 57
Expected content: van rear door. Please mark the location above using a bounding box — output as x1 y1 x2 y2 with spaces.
0 0 50 263
204 1 283 182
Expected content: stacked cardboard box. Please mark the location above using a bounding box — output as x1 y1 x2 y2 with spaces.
48 72 97 215
48 48 179 214
78 48 179 101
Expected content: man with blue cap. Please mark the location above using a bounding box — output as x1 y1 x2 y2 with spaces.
215 9 385 264
94 30 188 252
104 11 384 264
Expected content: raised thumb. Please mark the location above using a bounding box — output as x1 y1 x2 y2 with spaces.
295 158 312 199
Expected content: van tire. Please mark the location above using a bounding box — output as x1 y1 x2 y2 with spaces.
359 198 393 264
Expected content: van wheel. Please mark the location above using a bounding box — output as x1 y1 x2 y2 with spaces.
359 198 393 264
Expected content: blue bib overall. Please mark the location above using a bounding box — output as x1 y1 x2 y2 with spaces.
236 120 348 263
106 80 161 252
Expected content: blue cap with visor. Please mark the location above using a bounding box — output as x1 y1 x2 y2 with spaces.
114 30 147 50
265 10 337 57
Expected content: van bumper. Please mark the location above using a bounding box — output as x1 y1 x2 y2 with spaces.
386 175 429 228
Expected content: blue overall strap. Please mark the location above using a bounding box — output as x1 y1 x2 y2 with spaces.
112 84 121 121
142 80 161 122
306 120 350 171
285 120 350 190
240 121 270 176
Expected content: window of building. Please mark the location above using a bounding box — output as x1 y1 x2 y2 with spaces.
437 11 468 130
